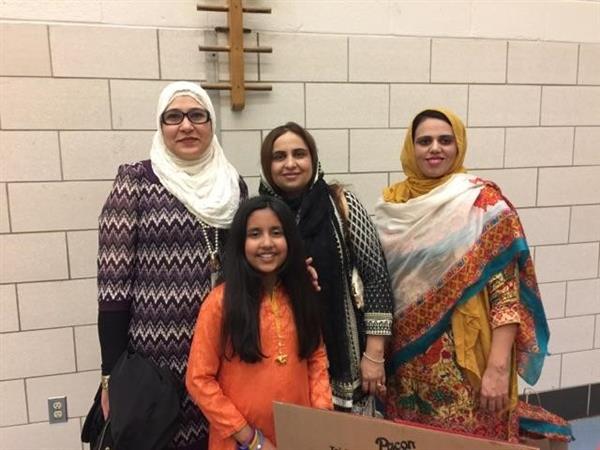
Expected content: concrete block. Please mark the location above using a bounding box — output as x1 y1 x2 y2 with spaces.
8 181 112 232
350 36 429 82
574 127 600 165
67 230 99 280
518 207 570 246
110 80 170 130
60 131 153 180
261 32 347 82
75 325 101 372
0 23 50 76
578 44 600 85
18 279 97 330
306 84 388 129
221 84 304 131
472 168 537 207
26 371 99 421
548 316 595 353
0 233 68 283
0 78 110 130
0 420 81 450
220 131 262 177
0 328 75 379
570 205 600 243
0 183 9 233
0 131 61 182
465 128 504 169
508 41 578 84
566 279 600 317
350 128 404 172
158 28 207 81
538 166 600 206
390 84 468 128
331 173 388 215
0 284 19 333
505 127 573 167
469 85 540 127
309 129 349 174
539 282 566 319
0 380 27 426
535 243 599 283
432 38 506 83
561 349 600 388
541 86 600 126
50 25 158 78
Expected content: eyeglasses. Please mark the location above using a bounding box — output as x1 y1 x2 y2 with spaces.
161 108 211 125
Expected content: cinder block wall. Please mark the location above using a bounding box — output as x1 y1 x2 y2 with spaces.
1 1 599 448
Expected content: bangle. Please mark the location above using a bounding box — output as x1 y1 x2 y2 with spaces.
362 351 385 364
100 375 110 391
251 429 264 450
237 428 256 450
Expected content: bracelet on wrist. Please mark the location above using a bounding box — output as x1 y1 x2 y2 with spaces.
100 375 110 391
362 351 385 364
251 429 264 450
237 428 255 450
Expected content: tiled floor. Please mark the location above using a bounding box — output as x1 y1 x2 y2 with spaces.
569 416 599 450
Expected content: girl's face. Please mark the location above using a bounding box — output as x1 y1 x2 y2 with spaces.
270 131 313 198
413 118 458 179
245 208 288 282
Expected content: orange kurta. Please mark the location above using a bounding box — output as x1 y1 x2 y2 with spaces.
186 283 332 450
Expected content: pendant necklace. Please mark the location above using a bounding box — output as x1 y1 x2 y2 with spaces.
200 222 220 288
269 287 288 365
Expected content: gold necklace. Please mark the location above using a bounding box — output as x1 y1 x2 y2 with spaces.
269 288 288 365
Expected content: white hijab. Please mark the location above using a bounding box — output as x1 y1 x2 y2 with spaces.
150 81 240 228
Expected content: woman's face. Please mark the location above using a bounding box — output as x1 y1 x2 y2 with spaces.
245 208 288 280
161 96 212 160
413 118 458 179
270 131 313 198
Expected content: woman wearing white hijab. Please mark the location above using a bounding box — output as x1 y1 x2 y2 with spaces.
96 81 245 450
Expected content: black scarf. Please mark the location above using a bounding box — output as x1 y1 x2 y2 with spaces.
259 174 351 382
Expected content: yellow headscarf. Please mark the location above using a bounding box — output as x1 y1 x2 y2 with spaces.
383 108 468 203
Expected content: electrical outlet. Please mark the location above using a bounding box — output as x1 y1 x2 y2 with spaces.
48 396 68 424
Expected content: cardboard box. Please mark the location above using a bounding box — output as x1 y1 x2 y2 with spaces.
274 403 537 450
521 437 568 450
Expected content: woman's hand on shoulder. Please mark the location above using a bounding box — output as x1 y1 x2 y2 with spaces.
305 257 321 292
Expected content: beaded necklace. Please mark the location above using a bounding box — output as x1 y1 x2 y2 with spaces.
200 222 220 288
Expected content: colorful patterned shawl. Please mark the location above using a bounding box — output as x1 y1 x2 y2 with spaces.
374 173 549 386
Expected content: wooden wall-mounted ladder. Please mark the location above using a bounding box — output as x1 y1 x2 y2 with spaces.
197 0 272 110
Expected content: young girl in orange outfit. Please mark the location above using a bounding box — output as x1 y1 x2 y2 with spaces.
186 196 333 450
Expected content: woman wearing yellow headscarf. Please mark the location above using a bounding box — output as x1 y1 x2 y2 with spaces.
374 109 571 443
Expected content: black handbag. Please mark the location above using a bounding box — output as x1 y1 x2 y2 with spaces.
109 350 182 450
81 386 114 450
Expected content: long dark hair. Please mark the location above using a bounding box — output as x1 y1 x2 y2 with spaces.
220 195 321 363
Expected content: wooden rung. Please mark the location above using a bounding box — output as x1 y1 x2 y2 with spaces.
215 26 251 34
197 5 228 12
242 6 271 13
245 46 272 53
199 45 273 53
201 82 272 91
197 4 271 14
